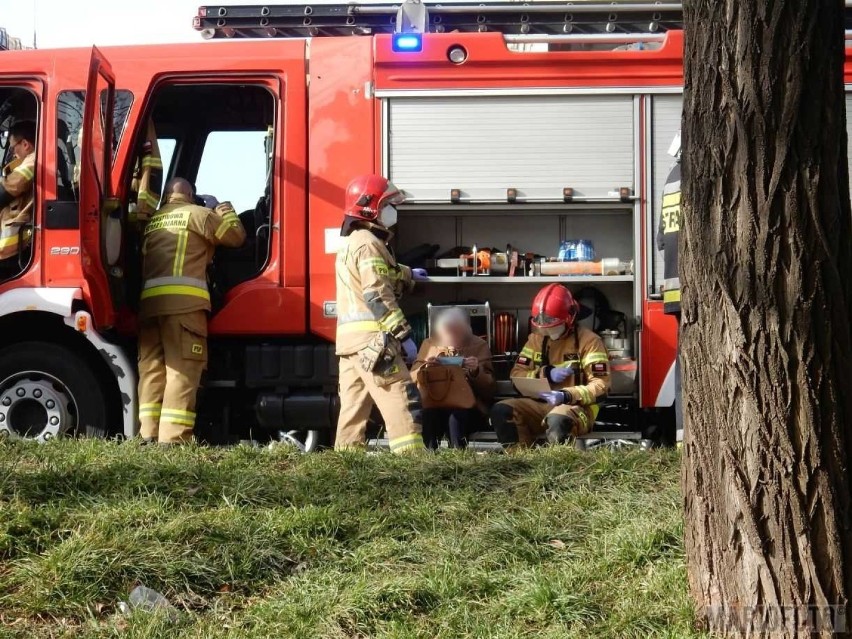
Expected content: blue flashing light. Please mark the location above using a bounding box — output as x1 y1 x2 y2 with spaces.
393 33 423 52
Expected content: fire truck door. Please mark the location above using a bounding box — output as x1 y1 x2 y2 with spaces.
78 47 119 329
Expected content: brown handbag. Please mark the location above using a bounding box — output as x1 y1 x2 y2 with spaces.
416 365 476 410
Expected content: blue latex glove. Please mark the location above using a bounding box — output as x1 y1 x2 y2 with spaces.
539 391 567 407
412 268 429 281
549 366 573 384
401 338 418 364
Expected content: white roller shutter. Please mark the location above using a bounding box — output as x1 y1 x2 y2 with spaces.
388 95 635 202
651 95 682 288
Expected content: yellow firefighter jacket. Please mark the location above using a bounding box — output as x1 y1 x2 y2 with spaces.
335 227 414 356
0 152 35 260
512 326 611 414
140 193 246 320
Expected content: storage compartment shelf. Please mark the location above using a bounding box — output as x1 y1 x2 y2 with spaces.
399 202 633 216
423 275 634 284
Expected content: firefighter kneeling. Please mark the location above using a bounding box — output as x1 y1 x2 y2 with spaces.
491 284 611 447
335 175 425 454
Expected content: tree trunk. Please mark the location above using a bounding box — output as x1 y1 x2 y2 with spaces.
681 1 852 635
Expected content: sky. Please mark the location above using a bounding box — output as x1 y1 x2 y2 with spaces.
1 0 546 48
2 0 227 48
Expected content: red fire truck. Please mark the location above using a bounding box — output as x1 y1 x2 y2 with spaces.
0 2 846 447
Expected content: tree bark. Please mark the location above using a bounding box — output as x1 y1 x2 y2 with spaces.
681 1 852 636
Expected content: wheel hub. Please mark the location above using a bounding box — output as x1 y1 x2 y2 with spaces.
0 375 74 442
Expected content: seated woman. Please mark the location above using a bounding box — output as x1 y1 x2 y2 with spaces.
411 308 496 449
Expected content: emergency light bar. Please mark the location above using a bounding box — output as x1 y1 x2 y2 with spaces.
392 33 423 52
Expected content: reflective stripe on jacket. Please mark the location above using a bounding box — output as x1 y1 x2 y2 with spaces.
511 327 611 417
139 194 246 319
0 152 34 260
335 228 414 355
656 161 681 314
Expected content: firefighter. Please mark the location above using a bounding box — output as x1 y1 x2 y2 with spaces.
491 284 611 447
335 174 425 454
656 132 683 444
0 120 36 271
137 177 246 444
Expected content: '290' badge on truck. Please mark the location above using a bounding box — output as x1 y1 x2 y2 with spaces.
49 246 81 256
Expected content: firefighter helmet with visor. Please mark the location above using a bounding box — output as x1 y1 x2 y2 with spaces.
344 174 405 222
530 284 580 330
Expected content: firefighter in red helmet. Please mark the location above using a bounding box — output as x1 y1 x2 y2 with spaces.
490 284 611 447
334 174 427 453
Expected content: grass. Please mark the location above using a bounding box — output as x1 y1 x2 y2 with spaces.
0 440 705 638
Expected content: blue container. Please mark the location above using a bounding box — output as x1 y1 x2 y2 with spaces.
558 240 595 262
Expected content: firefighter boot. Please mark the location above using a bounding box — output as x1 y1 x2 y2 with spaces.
491 398 550 447
545 412 577 445
490 402 519 447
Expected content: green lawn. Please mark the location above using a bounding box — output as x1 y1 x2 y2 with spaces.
0 440 704 638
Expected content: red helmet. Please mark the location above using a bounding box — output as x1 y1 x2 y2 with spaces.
530 284 579 329
344 174 404 221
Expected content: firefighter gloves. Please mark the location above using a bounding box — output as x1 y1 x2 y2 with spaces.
548 366 573 384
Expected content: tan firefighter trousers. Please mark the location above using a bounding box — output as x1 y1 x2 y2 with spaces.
138 311 208 444
496 398 594 446
336 352 424 454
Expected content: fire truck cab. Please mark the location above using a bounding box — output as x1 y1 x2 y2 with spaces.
0 2 846 447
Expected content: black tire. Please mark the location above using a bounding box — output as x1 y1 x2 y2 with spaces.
0 342 108 440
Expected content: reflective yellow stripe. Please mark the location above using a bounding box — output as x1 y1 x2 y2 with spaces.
590 404 601 420
215 215 238 240
161 416 195 426
161 408 196 426
662 192 681 208
520 347 543 364
138 191 160 209
13 165 33 180
140 285 210 301
139 403 162 418
141 156 163 169
361 257 389 276
0 235 19 249
577 386 594 405
172 230 188 276
379 308 405 332
663 289 681 303
582 352 609 367
389 433 424 454
337 320 381 334
525 371 538 378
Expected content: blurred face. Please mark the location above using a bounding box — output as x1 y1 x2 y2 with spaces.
437 317 469 349
9 136 33 161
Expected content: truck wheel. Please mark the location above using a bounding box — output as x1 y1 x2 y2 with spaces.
0 342 108 442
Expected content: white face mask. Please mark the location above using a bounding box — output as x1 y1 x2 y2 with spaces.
539 325 566 341
379 205 398 228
